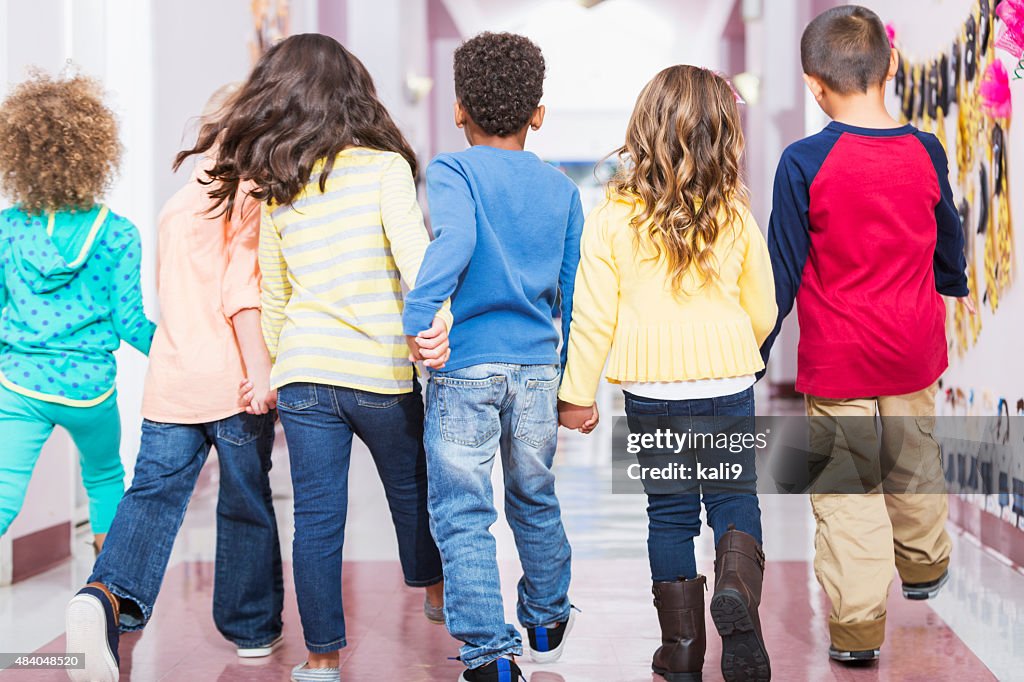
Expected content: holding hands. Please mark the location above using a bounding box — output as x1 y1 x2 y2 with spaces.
238 376 278 415
558 399 599 434
407 316 451 370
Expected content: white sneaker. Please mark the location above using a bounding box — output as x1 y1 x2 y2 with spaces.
65 587 119 682
237 634 283 658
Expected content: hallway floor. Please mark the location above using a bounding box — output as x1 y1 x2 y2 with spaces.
2 391 1022 681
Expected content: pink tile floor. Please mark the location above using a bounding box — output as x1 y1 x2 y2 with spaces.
3 558 993 681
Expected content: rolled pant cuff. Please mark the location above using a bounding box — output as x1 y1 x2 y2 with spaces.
101 583 150 632
232 633 283 648
305 637 347 654
896 555 950 585
520 605 572 630
405 574 444 588
829 615 886 652
463 646 524 670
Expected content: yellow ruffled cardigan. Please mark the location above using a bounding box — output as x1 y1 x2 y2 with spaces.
558 194 777 407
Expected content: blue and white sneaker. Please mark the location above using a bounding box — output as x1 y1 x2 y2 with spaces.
290 662 341 681
459 657 524 681
526 607 577 663
65 586 120 682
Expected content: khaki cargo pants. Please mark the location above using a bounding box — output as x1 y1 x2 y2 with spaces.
805 382 951 652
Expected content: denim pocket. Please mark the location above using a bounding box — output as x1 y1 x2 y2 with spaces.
624 396 670 416
716 386 755 409
514 376 560 448
354 390 406 409
435 375 504 447
217 412 266 447
277 383 318 411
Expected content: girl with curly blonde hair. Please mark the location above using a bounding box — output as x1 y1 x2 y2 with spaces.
0 73 154 550
557 65 777 682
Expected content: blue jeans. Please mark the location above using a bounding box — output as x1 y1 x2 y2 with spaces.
624 387 762 582
425 363 572 669
276 381 442 654
90 412 283 648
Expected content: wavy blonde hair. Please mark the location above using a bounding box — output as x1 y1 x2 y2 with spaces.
610 65 748 290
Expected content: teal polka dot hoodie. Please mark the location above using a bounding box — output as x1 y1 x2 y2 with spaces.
0 205 155 406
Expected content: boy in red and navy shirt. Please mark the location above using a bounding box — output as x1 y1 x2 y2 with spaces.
761 5 970 665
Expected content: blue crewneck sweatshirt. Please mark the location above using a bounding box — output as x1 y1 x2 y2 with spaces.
402 146 584 371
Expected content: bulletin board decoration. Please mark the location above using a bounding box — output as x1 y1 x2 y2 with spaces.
892 0 1016 357
938 382 1024 533
994 0 1024 77
250 0 290 64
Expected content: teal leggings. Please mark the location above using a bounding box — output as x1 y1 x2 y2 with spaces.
0 385 123 536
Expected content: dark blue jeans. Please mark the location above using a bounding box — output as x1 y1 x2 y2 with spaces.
276 381 442 654
624 387 762 582
90 412 283 648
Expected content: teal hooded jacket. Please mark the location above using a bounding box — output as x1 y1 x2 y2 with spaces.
0 205 155 406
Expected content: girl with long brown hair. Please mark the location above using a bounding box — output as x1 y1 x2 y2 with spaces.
181 33 449 682
558 65 777 681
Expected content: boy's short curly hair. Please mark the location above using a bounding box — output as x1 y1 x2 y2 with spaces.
0 73 121 214
454 32 545 138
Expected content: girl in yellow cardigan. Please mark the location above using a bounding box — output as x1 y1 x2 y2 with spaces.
558 66 776 682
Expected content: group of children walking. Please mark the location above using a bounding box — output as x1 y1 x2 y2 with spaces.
0 4 968 682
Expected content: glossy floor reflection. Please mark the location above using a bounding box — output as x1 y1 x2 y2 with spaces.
0 559 998 681
2 388 1022 680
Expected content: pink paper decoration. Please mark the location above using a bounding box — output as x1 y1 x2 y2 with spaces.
995 0 1024 56
885 22 897 47
981 59 1013 119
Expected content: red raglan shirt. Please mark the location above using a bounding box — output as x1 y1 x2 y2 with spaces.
760 121 969 399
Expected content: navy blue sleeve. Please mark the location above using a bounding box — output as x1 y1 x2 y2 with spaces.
558 187 584 370
402 156 477 335
916 133 969 297
758 132 842 378
758 151 812 371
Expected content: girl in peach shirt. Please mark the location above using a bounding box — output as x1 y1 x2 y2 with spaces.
65 86 285 682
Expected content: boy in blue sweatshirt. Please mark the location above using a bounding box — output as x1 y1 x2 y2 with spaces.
402 32 583 682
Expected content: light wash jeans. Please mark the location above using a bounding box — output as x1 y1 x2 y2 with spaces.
424 363 572 669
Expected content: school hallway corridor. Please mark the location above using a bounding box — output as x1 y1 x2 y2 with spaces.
2 387 1021 682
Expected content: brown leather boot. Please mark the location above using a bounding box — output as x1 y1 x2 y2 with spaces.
710 525 771 681
651 575 706 682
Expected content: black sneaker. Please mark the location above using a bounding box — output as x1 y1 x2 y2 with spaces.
66 586 120 682
526 608 577 663
459 657 524 681
828 646 880 663
902 570 949 600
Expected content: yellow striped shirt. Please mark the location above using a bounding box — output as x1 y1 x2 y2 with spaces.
260 148 450 394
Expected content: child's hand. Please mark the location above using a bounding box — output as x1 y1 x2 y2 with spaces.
558 400 599 434
407 317 451 370
958 295 977 316
238 378 277 415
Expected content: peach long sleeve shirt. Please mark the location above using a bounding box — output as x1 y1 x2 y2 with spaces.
141 162 262 424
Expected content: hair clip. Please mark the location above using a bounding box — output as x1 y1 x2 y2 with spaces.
701 67 746 105
727 79 746 106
